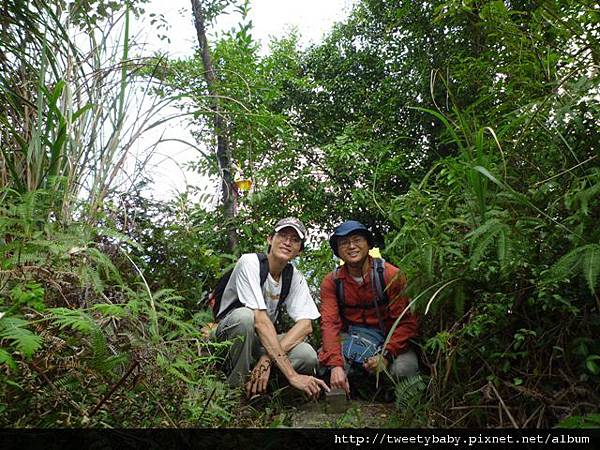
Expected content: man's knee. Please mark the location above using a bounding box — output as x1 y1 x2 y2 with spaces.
217 307 255 339
390 349 419 378
290 342 318 374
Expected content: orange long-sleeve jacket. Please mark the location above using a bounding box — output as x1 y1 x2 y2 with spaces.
318 257 418 368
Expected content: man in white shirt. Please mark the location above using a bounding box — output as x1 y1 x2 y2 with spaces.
216 218 329 399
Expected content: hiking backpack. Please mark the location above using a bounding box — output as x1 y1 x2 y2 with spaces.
208 253 294 323
333 257 389 332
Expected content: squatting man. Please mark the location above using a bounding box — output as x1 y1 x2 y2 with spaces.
214 217 329 398
319 220 419 394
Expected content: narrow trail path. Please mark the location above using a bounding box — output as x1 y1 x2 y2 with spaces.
289 399 397 428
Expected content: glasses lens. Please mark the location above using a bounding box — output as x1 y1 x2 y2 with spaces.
278 232 300 245
339 236 365 248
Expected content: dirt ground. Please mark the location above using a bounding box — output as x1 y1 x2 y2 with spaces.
288 399 398 428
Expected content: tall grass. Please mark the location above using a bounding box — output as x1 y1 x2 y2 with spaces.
0 1 173 223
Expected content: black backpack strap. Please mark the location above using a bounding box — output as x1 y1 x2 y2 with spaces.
256 253 270 286
279 263 294 302
370 258 388 334
274 263 294 331
333 266 349 328
371 258 388 304
333 258 388 331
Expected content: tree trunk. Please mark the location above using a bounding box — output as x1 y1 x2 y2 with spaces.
190 0 238 252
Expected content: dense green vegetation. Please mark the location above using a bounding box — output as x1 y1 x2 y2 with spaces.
1 0 599 428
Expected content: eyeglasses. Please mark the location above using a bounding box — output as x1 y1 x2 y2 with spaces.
276 231 302 245
338 236 366 249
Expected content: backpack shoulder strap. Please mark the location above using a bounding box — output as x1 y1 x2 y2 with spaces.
217 253 268 321
371 257 388 304
256 253 270 286
333 266 348 327
215 254 267 321
279 264 294 302
370 258 388 333
273 263 294 326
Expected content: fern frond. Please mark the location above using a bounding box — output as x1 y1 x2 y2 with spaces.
86 247 123 284
160 313 198 337
556 413 600 429
166 357 199 384
470 228 497 268
102 353 129 372
497 226 510 270
89 327 109 360
92 303 128 318
16 190 47 223
574 178 600 216
466 218 502 240
0 347 17 370
582 245 600 294
153 289 184 303
49 307 97 334
0 316 43 358
394 374 426 410
551 247 584 279
78 264 105 293
6 249 47 266
468 218 511 269
87 328 127 374
28 238 66 256
51 375 79 392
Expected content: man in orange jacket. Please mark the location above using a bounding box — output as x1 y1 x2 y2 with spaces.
318 220 419 395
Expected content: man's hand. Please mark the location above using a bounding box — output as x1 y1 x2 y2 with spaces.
246 355 272 397
288 373 330 400
330 366 350 395
363 354 389 374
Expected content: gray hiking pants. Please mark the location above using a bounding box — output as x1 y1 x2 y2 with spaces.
216 307 318 387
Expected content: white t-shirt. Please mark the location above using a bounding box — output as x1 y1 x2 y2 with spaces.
217 253 320 323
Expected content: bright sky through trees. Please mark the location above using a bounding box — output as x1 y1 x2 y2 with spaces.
132 0 356 200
